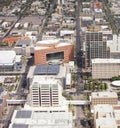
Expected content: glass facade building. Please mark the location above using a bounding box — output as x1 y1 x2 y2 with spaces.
85 31 110 67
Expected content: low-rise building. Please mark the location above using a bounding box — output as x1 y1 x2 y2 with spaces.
91 91 118 109
94 104 120 128
0 51 22 71
9 110 73 128
14 39 33 57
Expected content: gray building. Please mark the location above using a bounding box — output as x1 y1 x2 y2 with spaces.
85 31 110 67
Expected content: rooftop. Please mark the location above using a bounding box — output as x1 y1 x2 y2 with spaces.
36 39 71 46
37 39 60 45
96 118 117 128
94 104 113 113
31 76 62 87
16 40 31 47
0 51 16 65
92 58 120 64
15 110 32 118
34 65 60 75
10 111 73 128
91 91 118 98
27 65 66 80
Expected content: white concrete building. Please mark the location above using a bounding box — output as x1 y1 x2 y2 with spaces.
30 76 63 107
0 51 22 71
107 34 120 58
27 65 67 87
9 110 73 128
60 30 75 39
94 104 120 128
66 73 71 89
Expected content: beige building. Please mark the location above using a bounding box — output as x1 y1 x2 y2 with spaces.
91 91 118 109
92 58 120 79
94 104 120 128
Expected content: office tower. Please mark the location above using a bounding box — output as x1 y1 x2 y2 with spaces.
30 76 62 107
85 30 110 67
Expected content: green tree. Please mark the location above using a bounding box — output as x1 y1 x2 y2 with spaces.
92 84 96 91
71 83 76 88
103 83 108 90
83 75 87 84
72 74 78 81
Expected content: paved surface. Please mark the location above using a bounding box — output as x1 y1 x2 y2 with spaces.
19 16 44 25
0 16 17 22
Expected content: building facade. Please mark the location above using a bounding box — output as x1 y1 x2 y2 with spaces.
85 31 110 67
0 88 8 119
92 58 120 79
34 39 74 65
30 76 63 107
91 91 118 109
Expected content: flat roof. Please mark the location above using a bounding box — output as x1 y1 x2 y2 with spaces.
31 76 61 86
12 124 28 128
34 46 49 50
60 30 74 36
15 55 22 63
94 104 113 113
96 118 117 128
36 39 71 45
0 51 16 65
34 65 60 75
15 110 32 118
27 65 66 80
92 58 120 63
16 40 31 47
10 111 73 128
37 39 59 44
91 91 118 98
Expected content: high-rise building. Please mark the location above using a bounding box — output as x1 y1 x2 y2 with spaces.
30 76 63 107
85 30 110 67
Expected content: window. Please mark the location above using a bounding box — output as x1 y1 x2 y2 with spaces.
46 52 64 61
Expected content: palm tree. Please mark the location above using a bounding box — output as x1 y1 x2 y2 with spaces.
104 83 108 90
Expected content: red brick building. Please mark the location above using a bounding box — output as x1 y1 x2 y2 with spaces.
34 39 74 65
